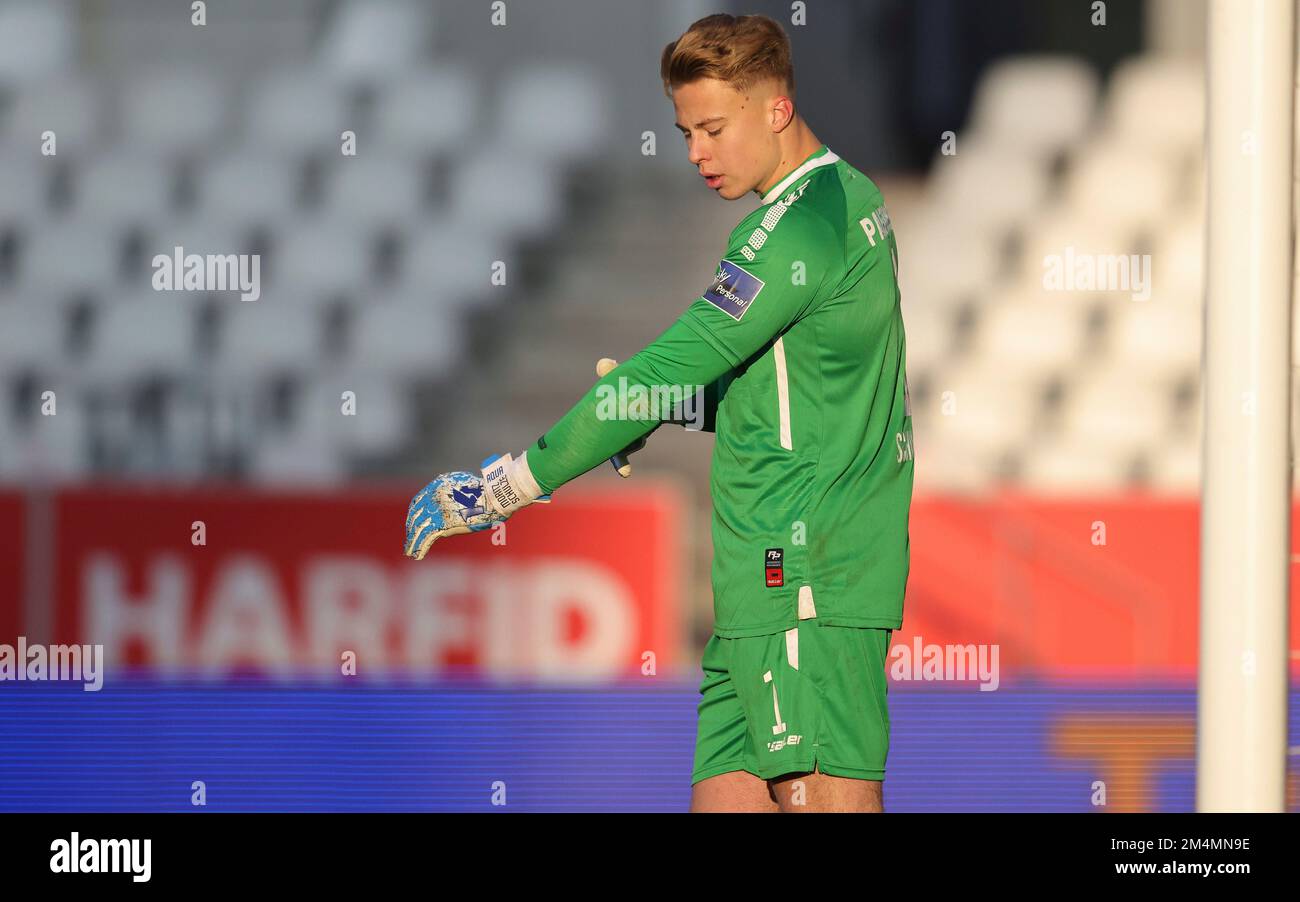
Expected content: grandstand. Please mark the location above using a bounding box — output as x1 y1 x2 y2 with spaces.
0 1 1213 500
0 0 625 484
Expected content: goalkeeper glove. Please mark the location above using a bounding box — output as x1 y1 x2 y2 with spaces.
403 451 549 560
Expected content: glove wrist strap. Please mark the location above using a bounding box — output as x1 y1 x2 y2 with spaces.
481 451 543 517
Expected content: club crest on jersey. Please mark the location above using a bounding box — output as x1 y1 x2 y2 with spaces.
704 259 764 321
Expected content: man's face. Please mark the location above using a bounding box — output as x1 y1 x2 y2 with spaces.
672 77 782 200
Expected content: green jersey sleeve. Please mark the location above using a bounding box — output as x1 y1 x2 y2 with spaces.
524 316 735 494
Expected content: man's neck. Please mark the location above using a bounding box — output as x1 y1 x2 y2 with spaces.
756 122 824 199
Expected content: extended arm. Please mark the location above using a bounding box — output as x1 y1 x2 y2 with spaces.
403 200 841 559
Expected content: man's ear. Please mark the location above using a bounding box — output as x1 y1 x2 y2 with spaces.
770 95 794 133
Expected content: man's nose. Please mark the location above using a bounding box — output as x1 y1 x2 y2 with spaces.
687 137 707 167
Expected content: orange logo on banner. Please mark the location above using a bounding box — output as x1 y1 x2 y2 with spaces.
1052 714 1194 812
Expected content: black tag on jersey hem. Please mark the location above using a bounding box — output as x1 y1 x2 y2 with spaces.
765 548 784 588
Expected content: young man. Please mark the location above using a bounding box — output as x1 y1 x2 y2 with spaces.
403 13 913 813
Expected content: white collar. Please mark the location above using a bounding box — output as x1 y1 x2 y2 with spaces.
760 147 840 205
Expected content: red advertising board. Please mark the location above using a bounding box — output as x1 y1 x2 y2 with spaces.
0 492 23 642
46 484 684 679
903 493 1299 678
3 487 1297 679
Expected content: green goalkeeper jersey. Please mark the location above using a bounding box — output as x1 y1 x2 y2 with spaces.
527 144 913 638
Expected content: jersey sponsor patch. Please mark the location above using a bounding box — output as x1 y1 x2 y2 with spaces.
765 548 784 587
703 259 764 322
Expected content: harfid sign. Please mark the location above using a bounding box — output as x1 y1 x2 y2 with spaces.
32 486 683 679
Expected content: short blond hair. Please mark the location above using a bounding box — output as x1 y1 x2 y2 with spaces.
660 13 795 99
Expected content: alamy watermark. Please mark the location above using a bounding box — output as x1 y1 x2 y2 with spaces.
50 833 150 882
1042 246 1151 301
889 636 1000 691
595 378 706 430
152 245 261 301
0 637 104 691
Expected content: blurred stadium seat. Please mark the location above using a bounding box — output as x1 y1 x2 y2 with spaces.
243 68 355 157
318 0 433 82
0 0 75 86
117 68 230 159
81 295 198 386
1104 57 1204 162
198 154 305 227
372 65 479 157
0 75 100 157
966 56 1099 158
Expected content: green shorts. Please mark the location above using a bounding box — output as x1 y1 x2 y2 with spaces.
690 620 892 784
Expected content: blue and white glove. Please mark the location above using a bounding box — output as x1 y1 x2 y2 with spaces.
403 451 549 560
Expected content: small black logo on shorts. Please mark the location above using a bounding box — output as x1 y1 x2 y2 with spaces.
765 548 784 588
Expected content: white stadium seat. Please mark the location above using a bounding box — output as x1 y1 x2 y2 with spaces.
373 66 478 157
248 432 346 485
971 297 1090 382
899 302 955 379
1055 373 1172 455
0 0 75 86
927 140 1050 234
497 65 607 161
81 296 197 384
244 69 352 157
1064 141 1179 236
296 375 414 457
1106 302 1201 384
0 299 67 376
347 302 456 380
199 155 304 226
1 76 102 158
399 224 506 309
0 160 54 227
321 155 428 229
1017 439 1137 494
74 153 179 226
450 150 561 239
20 222 124 295
1016 211 1137 292
318 0 432 82
118 69 229 158
145 219 249 279
216 304 323 382
967 56 1099 157
1105 57 1204 160
897 207 1003 309
914 362 1044 483
269 221 373 295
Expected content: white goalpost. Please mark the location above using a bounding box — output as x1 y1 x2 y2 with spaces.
1199 0 1294 812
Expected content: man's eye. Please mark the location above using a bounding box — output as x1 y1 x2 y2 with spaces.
707 129 722 137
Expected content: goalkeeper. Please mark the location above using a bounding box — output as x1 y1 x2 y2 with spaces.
404 13 913 813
